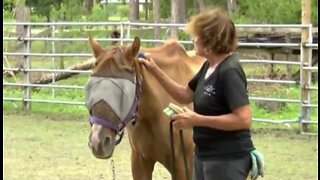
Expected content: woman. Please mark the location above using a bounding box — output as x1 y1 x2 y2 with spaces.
138 7 256 180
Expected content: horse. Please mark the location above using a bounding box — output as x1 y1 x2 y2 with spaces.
84 36 205 179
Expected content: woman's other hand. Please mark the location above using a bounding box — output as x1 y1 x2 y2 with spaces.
171 107 198 130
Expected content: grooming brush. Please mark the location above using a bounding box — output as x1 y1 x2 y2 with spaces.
163 103 184 117
138 52 146 59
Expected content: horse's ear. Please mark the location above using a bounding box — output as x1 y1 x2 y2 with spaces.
88 35 104 58
126 37 140 60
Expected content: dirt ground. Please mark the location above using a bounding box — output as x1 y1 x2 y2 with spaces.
3 112 318 180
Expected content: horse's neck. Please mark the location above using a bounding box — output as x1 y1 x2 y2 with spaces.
140 41 188 59
134 42 205 122
137 41 205 94
135 52 198 111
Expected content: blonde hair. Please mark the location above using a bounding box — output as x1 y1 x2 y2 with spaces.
185 7 237 54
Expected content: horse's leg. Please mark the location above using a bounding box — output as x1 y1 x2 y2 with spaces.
131 151 155 180
169 159 193 180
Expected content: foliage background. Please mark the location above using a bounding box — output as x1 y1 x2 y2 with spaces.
3 0 319 26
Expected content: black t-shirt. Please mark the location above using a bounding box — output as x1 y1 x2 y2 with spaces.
188 54 254 159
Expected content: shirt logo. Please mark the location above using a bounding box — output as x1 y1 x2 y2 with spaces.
204 85 216 96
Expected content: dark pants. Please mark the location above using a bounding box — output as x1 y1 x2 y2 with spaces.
192 154 251 180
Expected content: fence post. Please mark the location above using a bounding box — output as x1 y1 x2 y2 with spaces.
127 23 131 39
22 24 31 111
300 0 312 133
51 24 56 99
120 22 124 45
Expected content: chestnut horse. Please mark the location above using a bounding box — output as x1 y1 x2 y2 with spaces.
85 36 205 179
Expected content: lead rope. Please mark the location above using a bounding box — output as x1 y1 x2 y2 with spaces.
110 158 116 180
169 120 177 180
169 121 190 180
179 130 190 180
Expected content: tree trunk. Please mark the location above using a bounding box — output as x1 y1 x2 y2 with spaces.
227 0 236 15
14 4 31 75
153 0 160 45
32 58 95 84
193 0 199 14
196 0 205 11
145 0 148 20
179 0 186 23
104 0 109 21
170 0 179 38
84 0 94 14
15 5 31 37
129 0 139 22
46 15 50 22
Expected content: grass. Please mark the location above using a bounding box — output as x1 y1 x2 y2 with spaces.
3 111 318 180
3 112 170 180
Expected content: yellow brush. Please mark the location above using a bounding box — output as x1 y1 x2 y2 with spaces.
163 103 184 116
164 103 190 180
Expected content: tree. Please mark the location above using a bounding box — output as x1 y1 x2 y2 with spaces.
170 0 179 38
197 0 205 9
84 0 94 14
179 0 186 22
194 0 205 13
153 0 160 41
25 0 63 22
129 0 139 21
226 0 236 15
13 0 31 73
3 0 15 12
144 0 148 20
14 0 30 37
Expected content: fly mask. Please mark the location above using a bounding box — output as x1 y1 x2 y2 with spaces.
84 72 141 145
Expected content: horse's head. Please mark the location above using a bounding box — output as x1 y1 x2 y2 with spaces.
84 36 141 159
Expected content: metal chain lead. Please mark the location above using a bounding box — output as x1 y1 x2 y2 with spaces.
110 158 116 180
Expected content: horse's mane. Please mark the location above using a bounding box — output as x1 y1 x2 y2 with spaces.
110 31 189 58
140 39 189 59
109 31 205 74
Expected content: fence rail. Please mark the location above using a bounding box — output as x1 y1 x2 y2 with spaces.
3 21 318 134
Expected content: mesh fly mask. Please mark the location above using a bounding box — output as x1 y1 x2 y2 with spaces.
84 75 141 145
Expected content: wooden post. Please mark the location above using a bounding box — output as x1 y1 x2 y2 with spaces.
15 5 31 74
285 33 292 80
58 26 65 69
23 24 31 111
300 0 312 133
51 25 56 99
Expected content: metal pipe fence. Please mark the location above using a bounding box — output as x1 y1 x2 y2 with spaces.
3 22 318 133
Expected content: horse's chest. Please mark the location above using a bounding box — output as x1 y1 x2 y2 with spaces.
127 124 167 158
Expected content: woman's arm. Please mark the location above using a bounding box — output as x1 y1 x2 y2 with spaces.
172 104 252 131
193 104 252 130
138 56 193 104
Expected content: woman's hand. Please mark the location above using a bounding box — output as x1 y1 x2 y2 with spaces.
137 54 159 73
171 107 198 130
